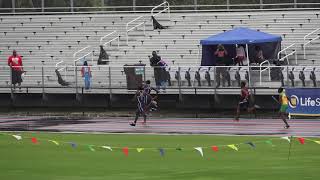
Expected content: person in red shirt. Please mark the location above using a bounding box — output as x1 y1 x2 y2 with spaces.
7 50 23 90
235 81 257 121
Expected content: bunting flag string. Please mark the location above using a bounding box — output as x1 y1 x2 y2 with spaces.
0 132 319 158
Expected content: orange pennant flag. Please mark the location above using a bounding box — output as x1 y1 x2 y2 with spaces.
123 147 129 156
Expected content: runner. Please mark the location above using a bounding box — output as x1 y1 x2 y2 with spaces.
143 80 159 111
130 86 153 126
278 87 290 129
235 81 256 121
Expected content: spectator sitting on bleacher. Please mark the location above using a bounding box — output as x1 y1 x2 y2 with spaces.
235 44 246 66
81 61 92 90
7 50 23 90
253 46 264 64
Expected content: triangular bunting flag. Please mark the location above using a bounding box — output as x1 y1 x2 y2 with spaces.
12 135 22 140
159 148 165 156
314 141 320 144
48 140 59 145
123 147 129 156
88 145 95 152
211 146 219 152
136 148 144 153
265 140 274 146
228 144 238 151
246 142 256 148
281 136 291 143
194 147 204 157
31 137 38 144
297 137 305 145
101 146 112 151
70 142 77 148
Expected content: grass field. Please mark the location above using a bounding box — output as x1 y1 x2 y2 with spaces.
0 132 319 180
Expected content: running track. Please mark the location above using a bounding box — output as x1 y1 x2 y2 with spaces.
0 115 319 137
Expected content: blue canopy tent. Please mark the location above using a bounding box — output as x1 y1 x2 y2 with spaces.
200 27 282 66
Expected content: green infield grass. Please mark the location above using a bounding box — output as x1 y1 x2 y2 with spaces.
0 132 319 180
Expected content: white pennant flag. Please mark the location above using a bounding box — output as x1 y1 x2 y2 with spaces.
281 136 291 143
12 135 22 140
194 147 204 157
101 146 113 151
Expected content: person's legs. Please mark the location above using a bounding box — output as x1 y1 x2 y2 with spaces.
235 104 240 121
130 110 140 126
215 67 221 88
280 105 290 128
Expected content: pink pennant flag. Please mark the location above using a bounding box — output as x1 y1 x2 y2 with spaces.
297 137 305 145
31 137 38 144
123 147 129 156
211 146 219 152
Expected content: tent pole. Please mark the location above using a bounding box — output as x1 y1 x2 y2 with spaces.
246 44 251 88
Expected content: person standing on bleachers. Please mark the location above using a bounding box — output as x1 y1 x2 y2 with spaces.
235 44 246 66
214 44 228 87
149 51 163 90
7 50 23 90
81 61 92 90
253 46 264 64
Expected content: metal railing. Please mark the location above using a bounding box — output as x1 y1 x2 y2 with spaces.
2 65 320 94
303 28 320 60
73 46 93 66
259 60 271 86
151 1 170 19
100 31 120 49
126 16 146 45
278 43 298 65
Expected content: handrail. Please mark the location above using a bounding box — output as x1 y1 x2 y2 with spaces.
100 31 117 45
100 31 120 49
278 43 297 65
73 46 91 59
151 1 170 18
259 60 271 86
55 60 64 68
126 16 146 45
303 28 320 59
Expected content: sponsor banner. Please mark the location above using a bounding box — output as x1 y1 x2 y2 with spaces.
286 88 320 115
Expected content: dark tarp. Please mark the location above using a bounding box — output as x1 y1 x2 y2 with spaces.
200 27 282 66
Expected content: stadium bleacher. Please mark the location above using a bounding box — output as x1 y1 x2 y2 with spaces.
0 5 320 94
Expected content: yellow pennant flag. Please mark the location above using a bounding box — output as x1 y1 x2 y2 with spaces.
314 141 320 144
48 140 59 146
228 144 238 151
137 148 144 153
